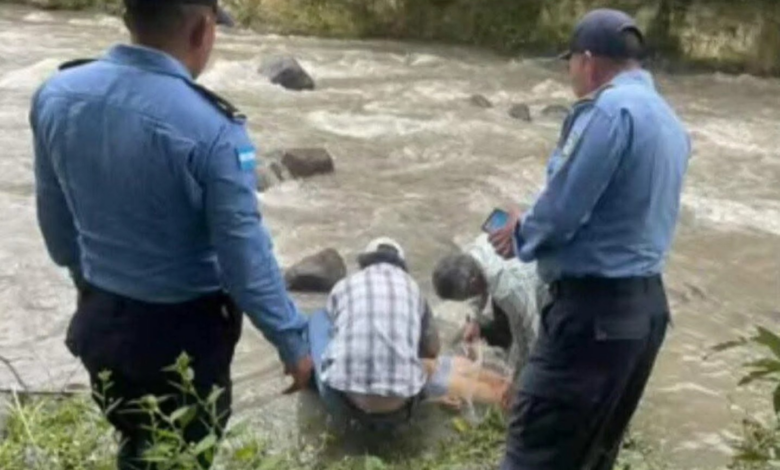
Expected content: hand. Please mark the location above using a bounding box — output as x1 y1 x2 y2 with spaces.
282 355 314 395
500 385 514 412
488 208 522 259
463 321 482 343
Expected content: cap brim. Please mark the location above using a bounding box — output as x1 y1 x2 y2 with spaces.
216 6 234 27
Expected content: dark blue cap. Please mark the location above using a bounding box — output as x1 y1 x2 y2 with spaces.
125 0 234 26
559 9 644 60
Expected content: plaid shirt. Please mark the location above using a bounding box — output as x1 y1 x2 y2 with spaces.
321 263 433 399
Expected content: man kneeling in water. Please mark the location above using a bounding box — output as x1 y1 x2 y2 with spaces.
432 233 547 384
308 238 509 431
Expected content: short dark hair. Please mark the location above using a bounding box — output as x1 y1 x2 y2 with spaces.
432 254 483 300
124 3 209 38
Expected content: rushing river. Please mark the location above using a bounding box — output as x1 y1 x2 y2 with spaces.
1 4 779 468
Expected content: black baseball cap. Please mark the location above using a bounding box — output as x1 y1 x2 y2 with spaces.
559 8 644 60
124 0 234 26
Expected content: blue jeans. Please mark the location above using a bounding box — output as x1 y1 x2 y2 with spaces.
308 309 354 425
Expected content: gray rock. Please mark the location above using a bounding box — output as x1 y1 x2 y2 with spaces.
508 103 532 122
259 56 315 91
541 104 570 121
469 94 493 108
255 158 290 192
281 148 335 179
285 249 347 293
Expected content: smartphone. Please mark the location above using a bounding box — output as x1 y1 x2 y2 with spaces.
481 208 510 233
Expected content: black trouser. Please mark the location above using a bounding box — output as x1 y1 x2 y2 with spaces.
65 283 243 470
501 276 669 470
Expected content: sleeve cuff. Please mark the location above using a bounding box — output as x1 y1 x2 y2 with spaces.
514 213 538 262
273 327 310 367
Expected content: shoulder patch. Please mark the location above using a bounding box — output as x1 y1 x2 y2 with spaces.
187 82 246 122
559 107 597 161
236 146 257 171
560 130 581 160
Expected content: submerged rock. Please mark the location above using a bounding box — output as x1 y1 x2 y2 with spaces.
508 103 532 122
281 148 335 179
284 249 347 293
259 56 315 91
469 94 493 108
255 159 290 192
254 148 334 191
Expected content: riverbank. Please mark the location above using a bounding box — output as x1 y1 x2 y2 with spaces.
0 392 661 470
7 0 780 76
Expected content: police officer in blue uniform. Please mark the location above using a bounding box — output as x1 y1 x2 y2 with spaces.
30 1 312 468
489 9 691 470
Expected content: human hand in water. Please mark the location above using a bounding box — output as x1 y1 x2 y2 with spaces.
282 354 314 395
488 208 522 259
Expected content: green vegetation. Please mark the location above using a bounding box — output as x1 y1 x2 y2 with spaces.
712 326 780 469
0 353 661 470
5 0 780 74
4 0 122 13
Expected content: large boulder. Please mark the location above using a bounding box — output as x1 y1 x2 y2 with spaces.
469 94 493 108
284 249 347 293
508 103 532 122
281 148 335 179
259 56 315 91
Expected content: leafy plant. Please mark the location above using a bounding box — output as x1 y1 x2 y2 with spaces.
0 391 115 470
711 326 780 468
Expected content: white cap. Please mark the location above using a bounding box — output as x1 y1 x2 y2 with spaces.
362 237 405 261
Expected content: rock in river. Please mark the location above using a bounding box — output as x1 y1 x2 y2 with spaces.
256 159 290 192
508 103 532 122
281 148 335 179
469 94 493 108
284 249 347 293
259 56 315 91
254 148 334 191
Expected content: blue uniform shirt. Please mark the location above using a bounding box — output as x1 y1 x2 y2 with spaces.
515 69 691 282
30 44 308 366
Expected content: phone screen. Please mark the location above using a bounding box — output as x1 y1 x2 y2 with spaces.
482 209 509 233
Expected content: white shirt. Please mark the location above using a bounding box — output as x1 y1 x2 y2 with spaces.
466 234 547 370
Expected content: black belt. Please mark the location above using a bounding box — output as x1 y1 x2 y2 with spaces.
549 275 663 298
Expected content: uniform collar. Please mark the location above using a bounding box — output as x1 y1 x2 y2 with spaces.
609 67 654 89
103 44 193 81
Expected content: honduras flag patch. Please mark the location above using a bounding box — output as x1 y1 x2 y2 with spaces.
236 146 257 171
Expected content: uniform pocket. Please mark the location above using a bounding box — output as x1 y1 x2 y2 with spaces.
593 296 652 342
594 314 650 341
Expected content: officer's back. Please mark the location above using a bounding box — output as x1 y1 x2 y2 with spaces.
30 2 312 467
573 71 690 274
32 47 239 301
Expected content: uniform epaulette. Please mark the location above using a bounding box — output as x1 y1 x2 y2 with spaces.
557 84 614 150
186 82 247 122
58 58 95 71
572 83 614 108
